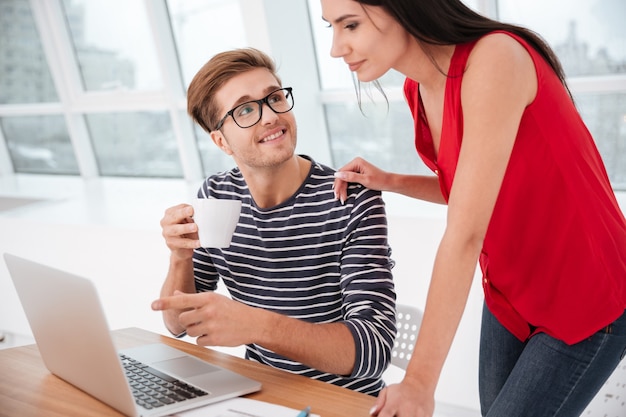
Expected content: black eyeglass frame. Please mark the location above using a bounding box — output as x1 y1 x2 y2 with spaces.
213 87 294 131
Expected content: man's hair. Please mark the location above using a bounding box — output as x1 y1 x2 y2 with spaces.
187 48 281 133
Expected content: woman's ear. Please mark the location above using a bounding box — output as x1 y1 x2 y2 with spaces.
210 130 233 155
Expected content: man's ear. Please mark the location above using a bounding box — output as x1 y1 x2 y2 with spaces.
210 130 233 155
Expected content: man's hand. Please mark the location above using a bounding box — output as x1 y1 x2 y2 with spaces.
160 204 201 259
152 291 261 347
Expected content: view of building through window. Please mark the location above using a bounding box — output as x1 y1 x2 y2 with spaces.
498 0 626 188
0 1 58 105
167 0 247 89
0 115 79 175
0 0 624 189
61 0 162 91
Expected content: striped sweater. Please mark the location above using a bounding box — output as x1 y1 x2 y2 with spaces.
193 155 396 395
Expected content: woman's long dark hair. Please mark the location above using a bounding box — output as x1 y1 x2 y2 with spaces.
357 0 570 92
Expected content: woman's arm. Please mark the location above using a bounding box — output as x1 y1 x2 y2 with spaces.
334 158 445 204
372 32 538 416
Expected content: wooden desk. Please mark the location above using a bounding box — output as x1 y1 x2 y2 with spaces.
0 327 375 417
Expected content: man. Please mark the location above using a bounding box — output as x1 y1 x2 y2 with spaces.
152 48 396 395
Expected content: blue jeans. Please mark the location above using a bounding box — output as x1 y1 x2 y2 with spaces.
479 303 626 417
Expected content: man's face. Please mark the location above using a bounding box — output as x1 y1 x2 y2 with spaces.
210 67 297 171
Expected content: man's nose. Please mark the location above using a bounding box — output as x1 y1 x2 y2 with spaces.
259 102 279 125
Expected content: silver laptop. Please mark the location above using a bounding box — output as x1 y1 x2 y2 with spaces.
4 253 261 417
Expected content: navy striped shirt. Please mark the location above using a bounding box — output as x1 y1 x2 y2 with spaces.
193 156 396 395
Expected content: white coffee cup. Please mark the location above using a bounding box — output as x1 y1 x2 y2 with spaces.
191 198 242 248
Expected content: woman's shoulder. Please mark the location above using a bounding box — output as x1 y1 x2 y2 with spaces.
465 31 536 86
471 31 531 62
459 30 538 119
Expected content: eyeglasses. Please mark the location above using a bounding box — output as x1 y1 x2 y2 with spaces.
213 87 294 131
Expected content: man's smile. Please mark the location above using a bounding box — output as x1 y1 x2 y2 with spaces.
259 129 285 143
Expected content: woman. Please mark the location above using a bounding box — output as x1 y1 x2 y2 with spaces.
321 0 626 416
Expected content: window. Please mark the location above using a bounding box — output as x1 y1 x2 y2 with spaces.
166 0 248 176
1 115 79 175
575 93 626 187
85 112 182 178
194 126 236 176
0 0 58 104
61 0 162 91
0 0 250 178
497 0 626 189
307 0 429 174
0 0 624 190
498 0 625 78
167 0 247 89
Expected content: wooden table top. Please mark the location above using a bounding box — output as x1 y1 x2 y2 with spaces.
0 327 375 417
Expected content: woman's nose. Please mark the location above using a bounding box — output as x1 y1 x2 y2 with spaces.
330 32 346 58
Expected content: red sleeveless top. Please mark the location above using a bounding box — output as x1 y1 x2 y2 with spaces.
404 31 626 344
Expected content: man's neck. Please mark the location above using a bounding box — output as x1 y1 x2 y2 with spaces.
242 155 311 209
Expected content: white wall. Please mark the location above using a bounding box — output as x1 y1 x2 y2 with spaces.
382 194 483 412
0 219 159 331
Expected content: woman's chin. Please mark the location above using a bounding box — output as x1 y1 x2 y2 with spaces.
354 70 385 84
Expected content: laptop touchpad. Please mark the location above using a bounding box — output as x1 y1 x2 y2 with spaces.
153 357 221 378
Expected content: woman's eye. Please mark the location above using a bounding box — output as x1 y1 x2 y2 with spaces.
345 22 358 30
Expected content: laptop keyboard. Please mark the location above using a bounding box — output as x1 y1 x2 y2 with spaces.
120 354 209 410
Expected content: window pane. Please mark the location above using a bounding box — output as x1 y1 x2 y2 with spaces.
85 112 183 178
325 101 430 175
498 0 626 190
498 0 626 77
194 125 235 176
167 0 247 88
0 0 59 104
307 0 351 90
61 0 162 91
575 92 626 190
1 115 79 175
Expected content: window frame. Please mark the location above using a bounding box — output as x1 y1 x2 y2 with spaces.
0 0 624 193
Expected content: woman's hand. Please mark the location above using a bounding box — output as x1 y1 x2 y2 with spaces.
370 377 435 417
333 157 390 203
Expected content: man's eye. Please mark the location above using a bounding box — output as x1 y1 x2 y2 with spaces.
235 104 255 117
268 93 284 105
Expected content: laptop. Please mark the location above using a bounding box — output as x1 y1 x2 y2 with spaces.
4 253 261 417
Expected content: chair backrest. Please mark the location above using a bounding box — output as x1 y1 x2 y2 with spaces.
581 357 626 416
391 304 423 370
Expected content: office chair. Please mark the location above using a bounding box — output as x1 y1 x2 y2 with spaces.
582 357 626 417
391 304 423 370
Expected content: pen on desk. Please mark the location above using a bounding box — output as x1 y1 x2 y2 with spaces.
296 405 311 417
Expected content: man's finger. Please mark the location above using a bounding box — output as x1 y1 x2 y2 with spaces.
151 293 200 311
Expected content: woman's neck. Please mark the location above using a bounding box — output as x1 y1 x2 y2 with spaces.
398 41 455 89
